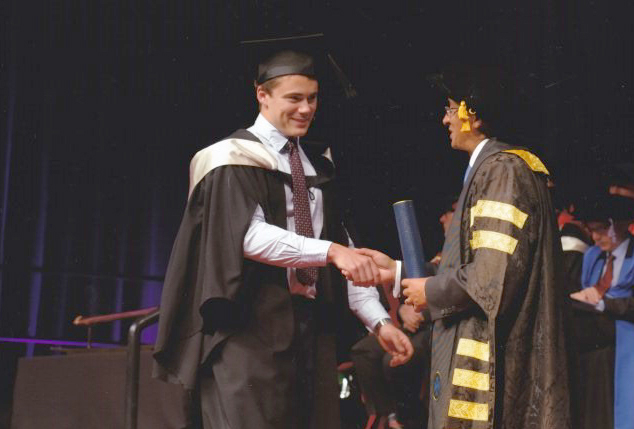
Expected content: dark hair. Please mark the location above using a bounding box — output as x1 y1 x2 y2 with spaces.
255 76 283 95
254 76 284 110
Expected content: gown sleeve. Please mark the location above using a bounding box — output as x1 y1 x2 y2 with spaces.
426 153 545 321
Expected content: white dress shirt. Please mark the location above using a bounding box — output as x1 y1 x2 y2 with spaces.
242 114 389 328
468 138 490 168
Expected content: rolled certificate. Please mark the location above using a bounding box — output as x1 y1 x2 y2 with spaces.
393 200 427 281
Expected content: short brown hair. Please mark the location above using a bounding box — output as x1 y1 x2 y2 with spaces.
255 76 283 95
255 76 285 110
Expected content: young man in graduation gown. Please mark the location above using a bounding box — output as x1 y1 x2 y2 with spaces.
152 50 413 429
570 193 634 429
358 70 571 428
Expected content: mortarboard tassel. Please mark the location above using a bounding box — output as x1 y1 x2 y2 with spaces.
458 100 471 132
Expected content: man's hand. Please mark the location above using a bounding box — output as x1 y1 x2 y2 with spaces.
351 248 397 286
398 304 424 333
376 323 414 367
327 243 381 286
402 277 429 312
571 287 602 305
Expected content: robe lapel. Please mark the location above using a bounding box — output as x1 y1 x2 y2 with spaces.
617 239 634 289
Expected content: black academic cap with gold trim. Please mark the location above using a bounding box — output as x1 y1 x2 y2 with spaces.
428 66 517 137
241 33 357 99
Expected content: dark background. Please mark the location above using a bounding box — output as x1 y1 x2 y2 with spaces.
1 0 633 426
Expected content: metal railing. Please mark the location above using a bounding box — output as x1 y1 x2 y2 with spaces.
73 306 160 429
124 309 160 429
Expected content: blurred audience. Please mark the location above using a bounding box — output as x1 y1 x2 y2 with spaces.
569 190 634 429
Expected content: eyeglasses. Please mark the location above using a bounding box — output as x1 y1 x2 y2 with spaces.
444 106 459 116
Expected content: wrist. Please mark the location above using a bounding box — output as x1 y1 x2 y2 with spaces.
373 318 393 335
326 242 344 263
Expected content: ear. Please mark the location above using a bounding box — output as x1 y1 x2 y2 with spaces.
256 86 268 107
472 117 483 130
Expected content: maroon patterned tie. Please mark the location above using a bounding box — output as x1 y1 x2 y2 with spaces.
287 139 318 285
595 253 615 297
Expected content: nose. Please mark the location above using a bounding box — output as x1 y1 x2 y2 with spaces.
298 100 314 114
442 113 450 125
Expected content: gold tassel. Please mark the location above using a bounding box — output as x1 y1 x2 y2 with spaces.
458 100 471 131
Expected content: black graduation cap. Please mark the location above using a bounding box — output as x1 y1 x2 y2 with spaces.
548 167 590 211
428 66 524 138
575 192 634 222
610 163 634 187
240 33 357 99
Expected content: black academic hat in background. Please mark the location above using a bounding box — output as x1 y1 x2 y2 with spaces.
575 192 634 222
609 162 634 187
439 194 459 214
548 166 592 211
240 33 357 99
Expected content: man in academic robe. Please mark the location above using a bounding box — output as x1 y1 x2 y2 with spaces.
358 69 571 428
152 49 413 429
570 192 634 429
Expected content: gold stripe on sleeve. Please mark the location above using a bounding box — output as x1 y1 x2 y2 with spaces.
456 338 490 362
503 149 550 175
470 199 528 229
452 368 490 391
448 399 489 421
470 230 518 255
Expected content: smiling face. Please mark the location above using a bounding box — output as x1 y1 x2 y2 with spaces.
256 75 318 137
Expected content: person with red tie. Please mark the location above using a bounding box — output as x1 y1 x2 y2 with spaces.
570 192 634 429
152 48 413 429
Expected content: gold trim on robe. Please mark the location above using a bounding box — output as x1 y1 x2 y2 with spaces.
448 399 489 421
503 149 550 175
456 338 490 362
452 368 490 391
470 230 518 255
470 199 528 229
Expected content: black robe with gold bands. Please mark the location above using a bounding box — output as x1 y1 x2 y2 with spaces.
425 139 571 429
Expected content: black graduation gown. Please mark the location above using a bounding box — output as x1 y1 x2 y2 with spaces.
573 300 615 429
425 140 571 429
153 130 349 428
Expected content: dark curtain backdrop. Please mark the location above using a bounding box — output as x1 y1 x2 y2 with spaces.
1 0 634 426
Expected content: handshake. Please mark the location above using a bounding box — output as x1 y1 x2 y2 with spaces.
326 243 429 312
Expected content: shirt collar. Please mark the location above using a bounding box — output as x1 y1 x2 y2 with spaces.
251 114 296 152
468 138 490 168
611 237 630 261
